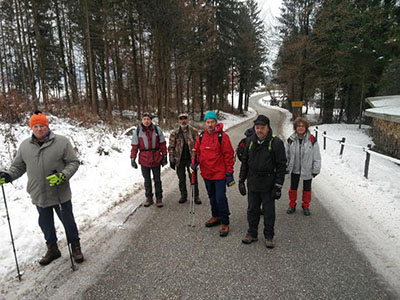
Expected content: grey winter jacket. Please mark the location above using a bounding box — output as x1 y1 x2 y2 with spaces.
3 131 79 208
285 131 321 180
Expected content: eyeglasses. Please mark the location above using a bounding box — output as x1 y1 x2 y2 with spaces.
179 116 188 120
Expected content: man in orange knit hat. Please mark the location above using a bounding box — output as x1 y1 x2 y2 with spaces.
0 111 84 266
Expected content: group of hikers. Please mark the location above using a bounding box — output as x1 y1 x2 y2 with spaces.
0 108 321 267
129 110 321 247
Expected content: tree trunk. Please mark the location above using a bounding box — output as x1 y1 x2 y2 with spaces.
54 0 70 102
85 1 98 115
32 0 48 105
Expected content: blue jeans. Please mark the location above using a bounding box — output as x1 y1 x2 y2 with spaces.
204 179 230 225
36 201 80 246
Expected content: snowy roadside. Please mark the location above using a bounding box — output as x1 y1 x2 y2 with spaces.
259 95 400 295
0 106 256 287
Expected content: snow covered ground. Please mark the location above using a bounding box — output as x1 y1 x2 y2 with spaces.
1 93 399 295
260 95 400 294
0 106 256 283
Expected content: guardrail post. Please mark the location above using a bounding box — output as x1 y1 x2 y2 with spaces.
364 144 372 179
339 137 346 157
323 131 326 150
315 126 318 140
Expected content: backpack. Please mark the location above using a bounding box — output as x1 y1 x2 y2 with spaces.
237 135 277 162
236 137 248 162
198 130 223 145
136 124 160 152
136 124 159 137
287 134 315 145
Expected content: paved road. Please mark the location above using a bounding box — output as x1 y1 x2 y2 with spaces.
83 95 395 299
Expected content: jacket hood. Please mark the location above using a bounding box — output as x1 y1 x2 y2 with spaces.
245 127 255 137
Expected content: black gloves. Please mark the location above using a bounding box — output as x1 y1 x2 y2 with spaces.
161 155 168 167
131 159 138 169
170 161 176 170
312 173 318 178
271 184 283 200
225 172 235 187
238 181 246 196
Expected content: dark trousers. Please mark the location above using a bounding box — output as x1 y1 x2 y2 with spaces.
177 161 199 199
204 179 230 225
36 201 80 247
290 173 312 191
141 165 162 198
247 190 275 239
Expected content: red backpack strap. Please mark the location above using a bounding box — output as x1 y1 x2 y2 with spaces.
310 134 315 145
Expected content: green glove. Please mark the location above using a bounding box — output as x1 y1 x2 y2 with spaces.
0 172 11 186
46 173 66 186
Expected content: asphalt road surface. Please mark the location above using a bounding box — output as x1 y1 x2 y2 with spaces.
83 95 395 299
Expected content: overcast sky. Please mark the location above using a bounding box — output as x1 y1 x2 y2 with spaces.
256 0 282 24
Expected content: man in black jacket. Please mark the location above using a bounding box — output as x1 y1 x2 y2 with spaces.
238 115 286 248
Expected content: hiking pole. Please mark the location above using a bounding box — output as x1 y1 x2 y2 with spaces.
1 185 22 281
188 156 196 228
51 170 77 271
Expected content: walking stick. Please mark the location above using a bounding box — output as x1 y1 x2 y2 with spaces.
188 153 196 228
51 171 77 271
1 185 22 280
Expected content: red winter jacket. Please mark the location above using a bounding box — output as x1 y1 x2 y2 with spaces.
130 124 167 168
194 123 234 180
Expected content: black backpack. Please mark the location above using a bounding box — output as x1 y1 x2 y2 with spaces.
198 130 223 145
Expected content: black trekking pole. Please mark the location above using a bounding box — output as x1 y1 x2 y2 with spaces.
1 185 23 280
51 170 77 271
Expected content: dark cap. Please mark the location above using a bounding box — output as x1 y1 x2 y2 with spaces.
142 112 153 120
253 115 270 126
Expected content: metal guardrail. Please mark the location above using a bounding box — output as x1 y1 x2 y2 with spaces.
314 126 400 178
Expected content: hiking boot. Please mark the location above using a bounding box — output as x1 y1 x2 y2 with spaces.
71 241 84 263
178 197 187 204
265 239 275 249
39 244 61 266
156 196 164 208
241 235 258 244
143 197 154 207
194 197 202 205
205 217 221 227
287 206 296 214
219 224 229 237
303 207 311 216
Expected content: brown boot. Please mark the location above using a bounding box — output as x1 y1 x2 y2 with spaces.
143 196 154 207
71 241 84 263
39 244 61 266
219 224 229 237
205 217 221 227
156 196 163 207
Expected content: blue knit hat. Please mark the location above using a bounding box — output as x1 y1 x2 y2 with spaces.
204 111 218 122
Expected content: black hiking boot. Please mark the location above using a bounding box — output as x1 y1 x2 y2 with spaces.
178 197 187 204
287 206 296 214
303 207 311 216
39 244 61 266
194 197 202 205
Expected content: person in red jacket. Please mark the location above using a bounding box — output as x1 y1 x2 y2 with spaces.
131 113 168 207
191 111 235 237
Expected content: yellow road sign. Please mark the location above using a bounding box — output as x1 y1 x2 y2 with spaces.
292 101 303 107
